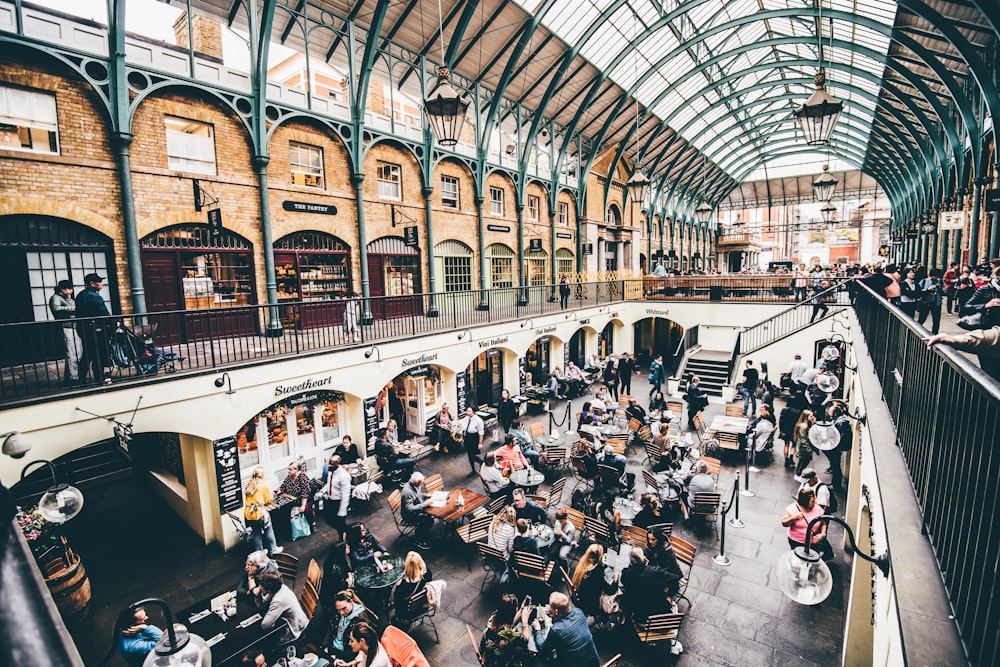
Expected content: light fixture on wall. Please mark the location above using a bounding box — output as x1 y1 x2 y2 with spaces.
422 0 470 146
214 372 241 410
19 460 84 524
519 319 534 329
777 515 888 605
1 430 32 459
364 346 384 371
457 329 474 349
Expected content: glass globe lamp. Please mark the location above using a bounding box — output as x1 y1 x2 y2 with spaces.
776 546 833 605
815 371 840 394
21 460 84 524
808 422 840 451
144 623 212 667
820 345 840 362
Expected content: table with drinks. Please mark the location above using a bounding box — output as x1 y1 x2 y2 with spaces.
509 467 545 492
177 590 287 666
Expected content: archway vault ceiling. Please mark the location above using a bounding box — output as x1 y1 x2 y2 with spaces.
199 0 995 207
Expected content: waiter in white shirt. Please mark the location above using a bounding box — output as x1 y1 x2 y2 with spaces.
787 354 808 392
460 406 485 476
322 455 352 539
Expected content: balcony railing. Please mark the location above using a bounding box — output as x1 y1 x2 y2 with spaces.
852 282 999 667
1 276 850 407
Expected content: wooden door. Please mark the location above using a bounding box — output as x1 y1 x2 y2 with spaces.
141 252 185 344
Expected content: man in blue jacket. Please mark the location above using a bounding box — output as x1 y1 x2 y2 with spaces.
117 606 163 667
75 273 112 384
526 592 600 666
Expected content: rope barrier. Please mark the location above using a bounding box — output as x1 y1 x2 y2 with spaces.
713 473 742 566
742 447 757 497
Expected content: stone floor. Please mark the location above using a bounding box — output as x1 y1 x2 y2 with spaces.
65 372 853 667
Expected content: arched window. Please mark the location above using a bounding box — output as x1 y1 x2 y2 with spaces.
434 240 473 292
605 204 622 226
555 248 574 277
485 243 515 289
526 247 548 286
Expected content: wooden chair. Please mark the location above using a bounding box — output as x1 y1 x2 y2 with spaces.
539 446 568 475
530 422 546 439
526 493 549 509
271 551 299 588
361 456 385 509
605 438 626 456
690 492 722 524
602 654 622 667
669 535 697 601
631 611 685 649
486 495 508 515
644 441 662 467
725 404 744 417
477 543 507 592
583 515 616 548
299 579 319 620
388 489 417 543
627 416 643 434
571 457 598 493
691 413 707 442
621 524 649 550
646 522 674 537
698 456 722 477
597 464 625 497
395 586 439 643
466 625 486 666
511 550 555 589
665 400 684 417
559 566 580 605
545 477 566 507
637 423 653 443
642 469 660 495
717 432 741 453
563 507 587 535
423 473 445 494
455 514 493 570
306 558 322 592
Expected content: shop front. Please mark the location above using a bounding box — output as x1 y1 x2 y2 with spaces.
525 336 551 385
468 348 504 408
377 365 443 438
141 224 257 342
367 236 421 320
236 390 346 480
567 329 586 368
274 231 352 329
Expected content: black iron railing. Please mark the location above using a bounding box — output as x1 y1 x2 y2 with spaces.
671 325 700 376
853 281 999 666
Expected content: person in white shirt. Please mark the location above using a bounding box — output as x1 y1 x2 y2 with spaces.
323 455 353 540
459 406 485 475
797 468 831 512
787 354 808 392
479 452 512 500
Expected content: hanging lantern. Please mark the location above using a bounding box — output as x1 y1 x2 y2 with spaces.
626 169 651 204
812 164 838 202
795 70 843 146
424 67 470 147
820 201 837 224
695 200 713 224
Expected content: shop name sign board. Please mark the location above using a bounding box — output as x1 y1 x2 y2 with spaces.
533 326 556 336
986 189 1000 212
645 308 670 316
556 233 573 239
582 243 593 255
402 352 438 368
213 436 243 513
487 224 511 233
275 375 333 397
283 200 338 215
404 226 419 247
529 239 543 252
479 335 508 349
939 210 967 230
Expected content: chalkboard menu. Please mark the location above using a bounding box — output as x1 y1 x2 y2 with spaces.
518 357 527 394
213 436 243 513
456 370 468 414
564 343 570 371
363 396 379 454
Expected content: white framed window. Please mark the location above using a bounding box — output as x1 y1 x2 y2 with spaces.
440 175 459 209
0 86 59 154
558 202 570 226
527 195 540 221
489 186 505 216
377 161 402 200
290 142 323 187
556 248 574 277
605 204 622 226
486 243 514 289
164 116 216 175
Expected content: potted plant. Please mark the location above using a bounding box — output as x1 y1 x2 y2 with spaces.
16 505 91 626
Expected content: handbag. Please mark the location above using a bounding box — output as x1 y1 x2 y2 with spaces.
227 512 255 543
957 312 984 330
290 512 312 541
599 591 620 615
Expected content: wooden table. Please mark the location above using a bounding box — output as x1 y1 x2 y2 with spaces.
178 590 286 666
424 486 488 524
708 416 748 437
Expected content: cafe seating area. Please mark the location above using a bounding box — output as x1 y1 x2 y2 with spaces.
65 370 849 667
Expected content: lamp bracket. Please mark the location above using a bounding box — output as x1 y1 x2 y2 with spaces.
76 395 143 435
192 180 219 212
390 203 417 227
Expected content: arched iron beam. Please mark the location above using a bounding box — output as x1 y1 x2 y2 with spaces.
967 1 1000 41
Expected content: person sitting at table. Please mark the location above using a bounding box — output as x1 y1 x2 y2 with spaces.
512 488 548 525
346 523 389 569
625 397 647 425
538 372 561 400
739 403 776 453
332 435 362 466
400 471 434 550
257 570 309 643
598 444 633 492
590 388 609 413
479 452 512 501
321 541 354 610
571 544 619 621
117 605 163 667
508 419 541 467
651 423 679 473
243 465 281 556
238 549 278 601
632 493 662 530
279 458 316 532
494 434 530 473
680 460 716 521
572 439 601 480
324 590 374 662
385 419 402 447
512 518 540 555
585 353 603 372
338 621 390 667
549 507 579 570
578 413 605 445
479 594 532 667
645 529 684 612
374 428 416 480
487 506 517 560
564 362 585 398
620 548 681 628
526 592 600 667
648 390 667 413
434 403 454 453
392 551 433 628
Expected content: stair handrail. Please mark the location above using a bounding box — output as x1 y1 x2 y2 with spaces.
671 325 700 377
728 277 855 384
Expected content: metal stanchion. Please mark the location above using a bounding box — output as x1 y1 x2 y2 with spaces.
729 471 745 528
741 449 756 497
748 439 762 473
713 480 741 566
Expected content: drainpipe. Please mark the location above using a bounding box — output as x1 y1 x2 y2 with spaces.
353 172 374 324
113 133 146 316
424 185 439 316
254 156 282 336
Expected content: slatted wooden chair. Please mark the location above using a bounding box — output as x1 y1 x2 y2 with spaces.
466 625 486 665
690 492 722 525
477 543 507 592
669 535 697 603
597 464 626 497
725 404 745 417
559 566 580 605
299 579 319 620
486 495 508 515
691 413 708 443
583 515 617 548
530 422 546 439
272 552 300 588
644 441 662 467
637 423 653 443
665 400 684 418
642 469 660 496
621 524 649 550
511 550 555 591
563 507 587 535
631 611 685 651
455 514 493 570
627 416 643 435
571 457 598 493
699 456 722 477
646 522 673 537
388 489 416 543
602 654 623 667
306 558 323 592
605 438 627 456
539 445 568 476
716 432 741 454
395 586 439 643
526 493 549 509
545 477 567 507
423 473 445 494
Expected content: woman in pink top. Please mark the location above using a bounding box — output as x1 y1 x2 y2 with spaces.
781 488 833 561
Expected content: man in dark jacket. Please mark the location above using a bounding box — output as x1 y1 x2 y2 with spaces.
620 547 679 621
75 273 112 384
400 472 433 549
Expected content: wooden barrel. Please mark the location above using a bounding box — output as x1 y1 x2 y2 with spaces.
43 552 91 627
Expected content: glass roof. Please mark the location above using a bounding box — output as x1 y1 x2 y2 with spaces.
514 0 898 180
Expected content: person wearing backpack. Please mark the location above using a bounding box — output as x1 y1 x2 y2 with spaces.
798 469 837 514
648 354 664 398
916 267 943 334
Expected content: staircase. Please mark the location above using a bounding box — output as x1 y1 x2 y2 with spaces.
684 355 730 397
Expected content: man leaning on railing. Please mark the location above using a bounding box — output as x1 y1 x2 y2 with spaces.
926 325 1000 382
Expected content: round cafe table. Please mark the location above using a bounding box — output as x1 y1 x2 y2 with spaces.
354 555 404 618
509 468 545 492
534 433 566 450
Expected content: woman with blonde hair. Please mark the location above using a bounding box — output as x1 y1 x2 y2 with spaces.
243 466 280 555
793 409 816 481
393 551 433 626
488 506 517 560
571 544 619 619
